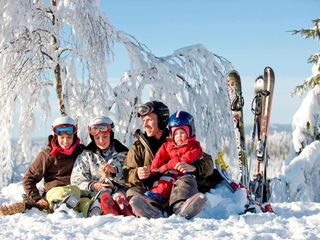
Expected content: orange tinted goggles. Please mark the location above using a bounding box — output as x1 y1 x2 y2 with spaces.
88 124 112 136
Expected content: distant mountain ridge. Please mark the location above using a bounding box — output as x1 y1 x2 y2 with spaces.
245 123 292 134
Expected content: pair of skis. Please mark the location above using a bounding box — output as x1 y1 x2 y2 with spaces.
249 67 275 203
226 67 275 205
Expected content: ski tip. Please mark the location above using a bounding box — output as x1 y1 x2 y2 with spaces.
264 66 275 76
264 66 273 71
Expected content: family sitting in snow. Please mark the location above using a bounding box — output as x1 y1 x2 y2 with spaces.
21 101 218 219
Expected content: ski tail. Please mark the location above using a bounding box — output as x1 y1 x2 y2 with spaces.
214 152 240 192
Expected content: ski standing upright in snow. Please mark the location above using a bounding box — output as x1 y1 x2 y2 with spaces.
249 67 275 204
227 70 249 188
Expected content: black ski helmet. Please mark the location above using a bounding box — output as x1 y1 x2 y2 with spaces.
136 101 170 130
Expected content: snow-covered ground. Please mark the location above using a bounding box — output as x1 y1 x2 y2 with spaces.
0 181 319 240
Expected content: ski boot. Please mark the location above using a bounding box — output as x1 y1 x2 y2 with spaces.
52 193 80 214
173 192 207 220
97 190 120 216
113 192 133 216
129 195 164 219
88 199 101 217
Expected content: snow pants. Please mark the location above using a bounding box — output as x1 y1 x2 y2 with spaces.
45 185 91 217
150 171 195 200
168 174 198 209
127 174 198 213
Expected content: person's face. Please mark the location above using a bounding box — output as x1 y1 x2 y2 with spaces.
174 128 188 146
57 133 74 149
93 132 111 150
142 113 162 139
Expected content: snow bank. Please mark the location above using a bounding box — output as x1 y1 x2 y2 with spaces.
270 141 320 202
292 85 320 154
1 182 320 239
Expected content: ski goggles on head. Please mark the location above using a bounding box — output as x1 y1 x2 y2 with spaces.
53 125 77 136
88 123 112 136
136 103 154 117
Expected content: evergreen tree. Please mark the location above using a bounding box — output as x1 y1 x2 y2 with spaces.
292 18 320 95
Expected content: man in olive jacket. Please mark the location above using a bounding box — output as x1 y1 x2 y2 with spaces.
123 101 215 219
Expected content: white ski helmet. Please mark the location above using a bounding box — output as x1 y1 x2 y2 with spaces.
88 116 114 136
52 116 77 135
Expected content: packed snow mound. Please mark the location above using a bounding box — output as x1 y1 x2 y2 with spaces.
270 141 320 202
292 85 320 154
269 83 320 203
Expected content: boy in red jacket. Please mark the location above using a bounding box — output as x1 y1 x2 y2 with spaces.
145 111 203 203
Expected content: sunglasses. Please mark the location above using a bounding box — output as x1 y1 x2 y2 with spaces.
89 123 112 136
136 104 154 117
53 125 77 136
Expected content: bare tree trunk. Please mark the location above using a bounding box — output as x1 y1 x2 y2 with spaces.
124 96 138 144
54 63 66 115
51 0 66 115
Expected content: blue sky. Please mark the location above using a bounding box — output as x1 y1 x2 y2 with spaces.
102 0 319 125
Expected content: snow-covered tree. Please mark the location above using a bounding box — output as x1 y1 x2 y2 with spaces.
81 32 237 177
291 86 320 154
0 1 236 186
0 0 117 186
290 18 320 154
270 18 320 202
292 18 320 96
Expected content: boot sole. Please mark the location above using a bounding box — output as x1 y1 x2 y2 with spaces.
129 196 163 219
176 193 207 220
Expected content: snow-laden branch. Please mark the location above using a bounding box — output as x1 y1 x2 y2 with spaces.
0 0 118 186
112 33 237 175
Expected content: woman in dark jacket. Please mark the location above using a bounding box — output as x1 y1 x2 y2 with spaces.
23 116 84 214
